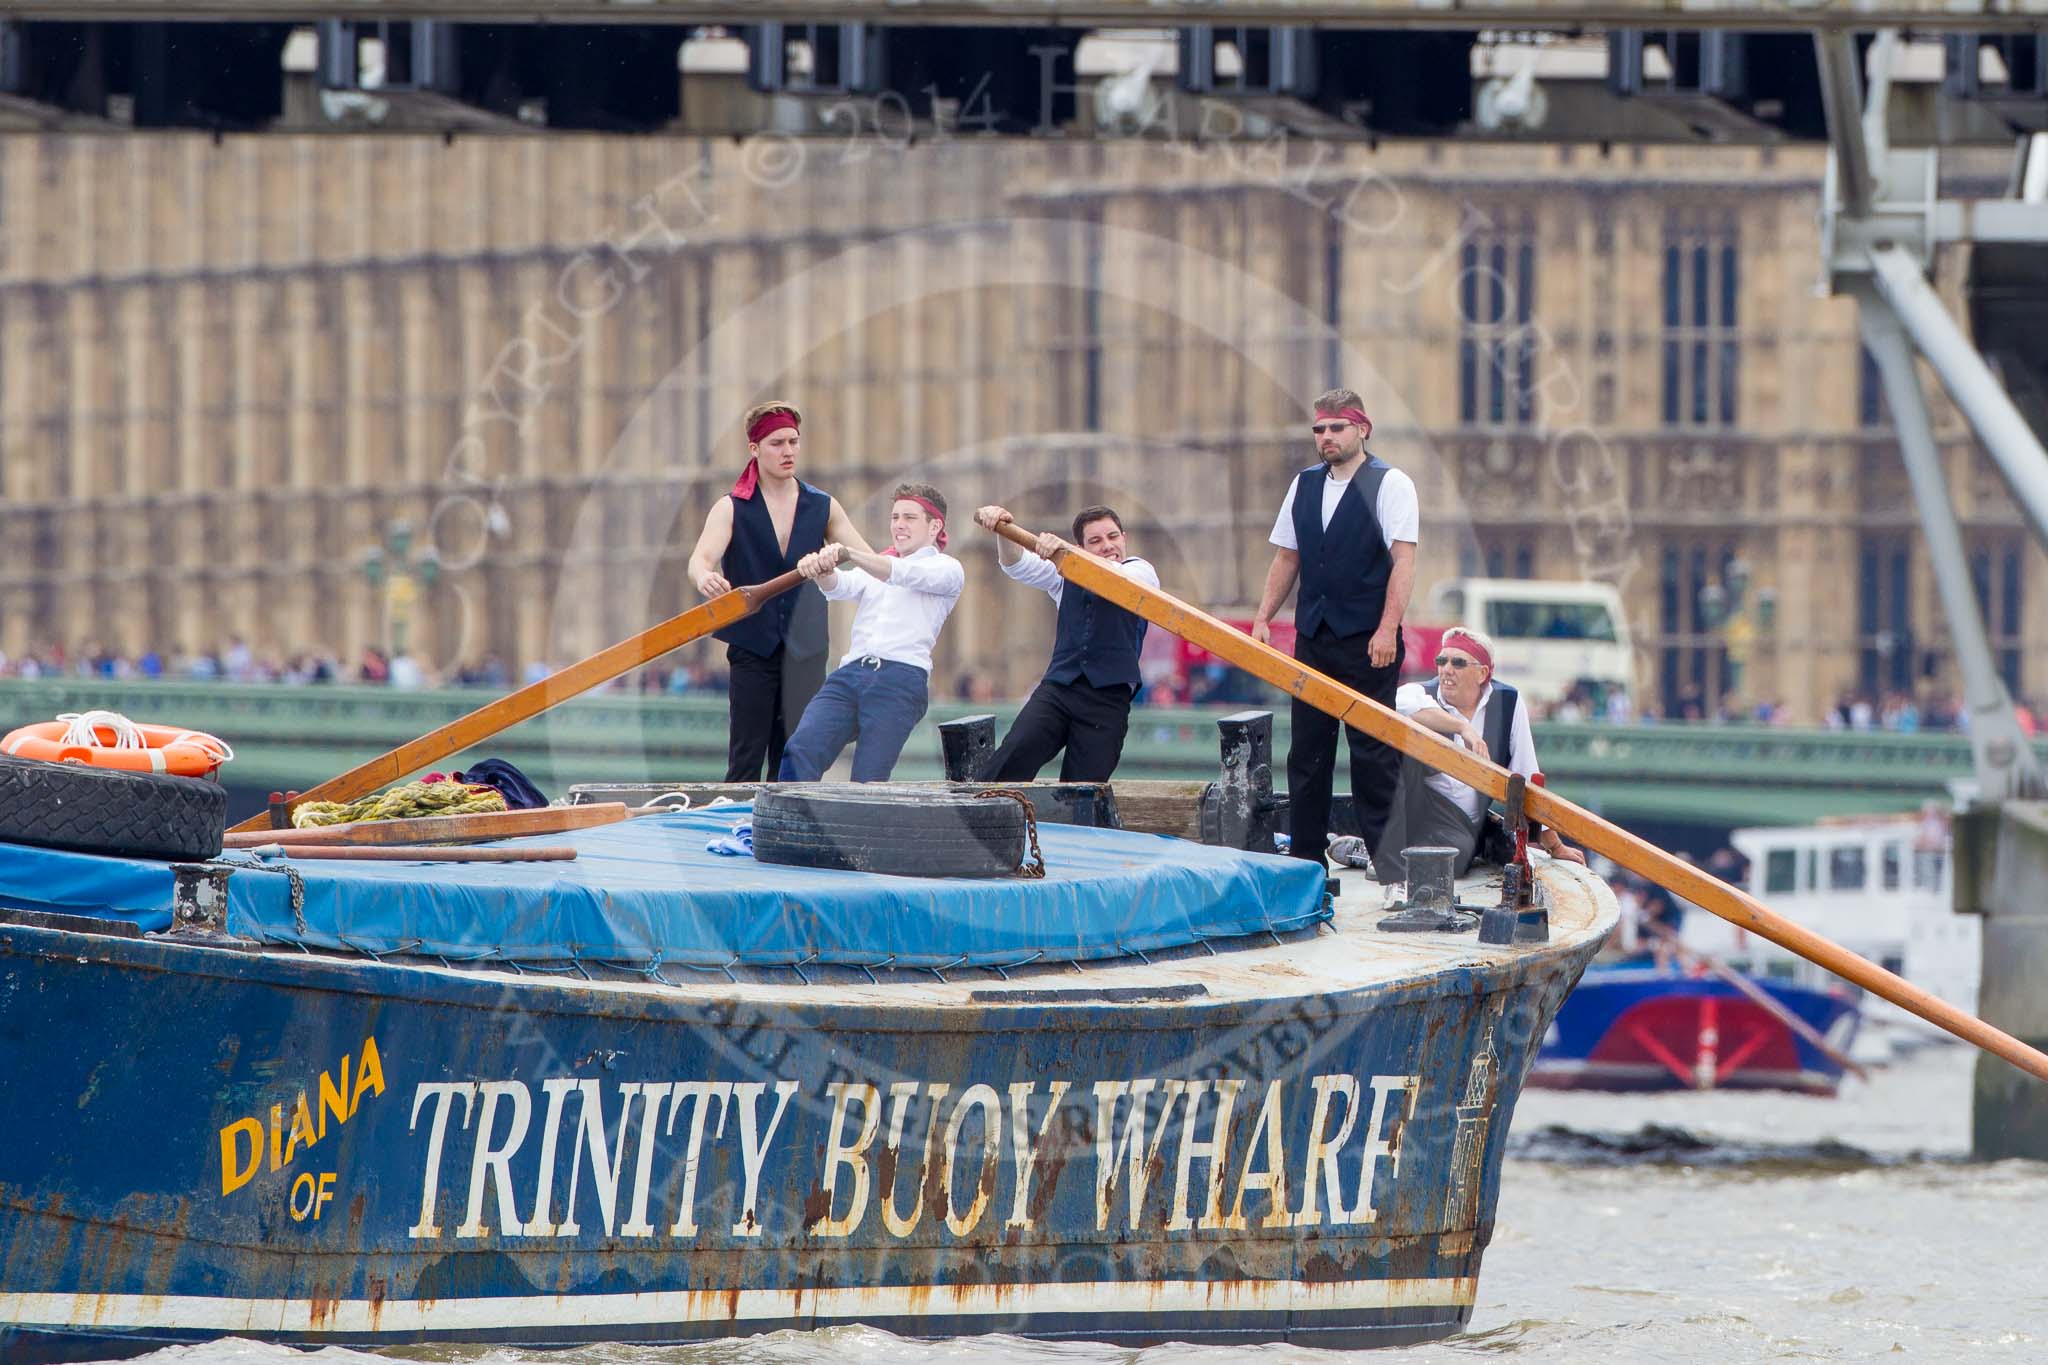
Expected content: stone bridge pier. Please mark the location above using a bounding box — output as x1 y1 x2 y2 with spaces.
1956 803 2048 1160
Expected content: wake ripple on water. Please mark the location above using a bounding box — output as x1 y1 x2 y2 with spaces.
1504 1122 1964 1172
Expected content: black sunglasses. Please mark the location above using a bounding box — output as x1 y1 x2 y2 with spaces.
1434 654 1477 670
1310 421 1352 435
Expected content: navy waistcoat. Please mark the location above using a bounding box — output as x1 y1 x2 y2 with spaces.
1292 459 1394 640
714 480 831 659
1043 559 1150 691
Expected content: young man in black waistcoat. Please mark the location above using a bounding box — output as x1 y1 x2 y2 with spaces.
686 401 874 782
970 503 1161 783
1251 388 1419 868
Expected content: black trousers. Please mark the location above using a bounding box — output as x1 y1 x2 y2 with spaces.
725 643 828 783
1373 753 1486 885
983 678 1135 784
1287 626 1404 865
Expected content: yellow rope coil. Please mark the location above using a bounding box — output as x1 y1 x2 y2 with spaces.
292 779 509 829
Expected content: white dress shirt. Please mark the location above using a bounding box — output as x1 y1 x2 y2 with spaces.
819 546 965 674
1268 464 1419 550
1000 550 1161 601
1394 679 1539 823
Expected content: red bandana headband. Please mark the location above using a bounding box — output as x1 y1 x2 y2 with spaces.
1441 628 1493 671
1315 406 1371 429
733 410 802 500
882 495 948 554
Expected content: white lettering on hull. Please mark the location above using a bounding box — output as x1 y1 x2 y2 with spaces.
404 1068 1432 1244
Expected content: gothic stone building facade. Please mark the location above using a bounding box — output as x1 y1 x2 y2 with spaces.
0 133 2034 721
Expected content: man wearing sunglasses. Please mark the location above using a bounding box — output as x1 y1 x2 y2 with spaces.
1253 387 1418 868
1377 626 1586 882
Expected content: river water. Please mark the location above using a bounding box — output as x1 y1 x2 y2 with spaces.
114 1045 2044 1365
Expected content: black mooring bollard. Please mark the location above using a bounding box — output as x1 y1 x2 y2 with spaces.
1203 710 1276 852
939 714 997 782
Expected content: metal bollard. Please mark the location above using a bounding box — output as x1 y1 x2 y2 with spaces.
1200 710 1278 852
938 714 997 782
1480 863 1545 944
170 862 235 929
1377 846 1474 933
1480 865 1518 943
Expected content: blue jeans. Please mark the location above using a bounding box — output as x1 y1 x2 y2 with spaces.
778 657 930 782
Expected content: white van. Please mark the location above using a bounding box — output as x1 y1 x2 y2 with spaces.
1424 578 1636 710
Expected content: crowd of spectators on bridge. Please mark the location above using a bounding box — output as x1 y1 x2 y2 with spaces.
0 640 734 699
0 640 2026 736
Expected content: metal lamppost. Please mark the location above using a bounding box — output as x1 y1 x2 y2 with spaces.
363 519 440 659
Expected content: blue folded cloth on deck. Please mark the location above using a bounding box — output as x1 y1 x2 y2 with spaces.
705 821 753 857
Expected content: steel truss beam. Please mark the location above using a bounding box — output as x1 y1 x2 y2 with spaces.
1 0 2046 29
1822 27 2046 800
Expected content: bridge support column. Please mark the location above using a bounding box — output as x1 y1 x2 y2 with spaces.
1855 286 2042 801
1956 801 2048 1160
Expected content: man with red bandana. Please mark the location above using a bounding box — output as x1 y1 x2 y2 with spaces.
1376 625 1585 882
687 401 874 782
1252 387 1418 869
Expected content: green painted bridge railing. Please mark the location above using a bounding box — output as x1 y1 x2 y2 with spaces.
0 678 2019 828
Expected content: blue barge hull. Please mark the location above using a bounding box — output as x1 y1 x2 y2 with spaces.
0 859 1614 1356
1530 965 1861 1094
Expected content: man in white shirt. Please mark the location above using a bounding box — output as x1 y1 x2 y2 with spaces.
970 503 1162 783
778 484 966 783
1377 626 1585 882
1250 387 1419 867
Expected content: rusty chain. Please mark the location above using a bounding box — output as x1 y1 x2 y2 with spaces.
973 787 1046 879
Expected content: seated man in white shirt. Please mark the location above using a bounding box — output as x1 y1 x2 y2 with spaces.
1374 626 1586 883
778 484 966 782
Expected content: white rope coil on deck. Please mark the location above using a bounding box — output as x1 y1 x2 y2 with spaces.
55 710 235 763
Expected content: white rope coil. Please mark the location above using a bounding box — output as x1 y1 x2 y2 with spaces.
57 710 145 750
53 710 234 764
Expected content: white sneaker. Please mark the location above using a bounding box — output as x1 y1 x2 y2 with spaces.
1326 835 1375 872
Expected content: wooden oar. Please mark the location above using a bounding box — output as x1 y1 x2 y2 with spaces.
1639 918 1871 1082
989 518 2048 1086
228 573 804 834
244 844 577 862
224 802 629 850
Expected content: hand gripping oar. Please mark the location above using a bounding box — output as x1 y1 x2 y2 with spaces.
228 571 805 834
988 518 2048 1086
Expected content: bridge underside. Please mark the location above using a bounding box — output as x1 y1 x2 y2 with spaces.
3 1 2044 27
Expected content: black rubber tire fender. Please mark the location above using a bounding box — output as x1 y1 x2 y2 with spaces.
0 753 228 862
751 783 1028 878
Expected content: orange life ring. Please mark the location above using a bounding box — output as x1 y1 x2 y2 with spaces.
1 719 231 778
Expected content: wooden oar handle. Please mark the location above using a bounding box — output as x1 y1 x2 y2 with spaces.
246 844 578 862
989 519 1046 554
739 567 807 610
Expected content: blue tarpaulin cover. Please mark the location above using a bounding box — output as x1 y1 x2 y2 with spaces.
0 806 1329 968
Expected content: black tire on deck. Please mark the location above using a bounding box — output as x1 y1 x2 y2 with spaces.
0 753 228 862
751 783 1028 879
